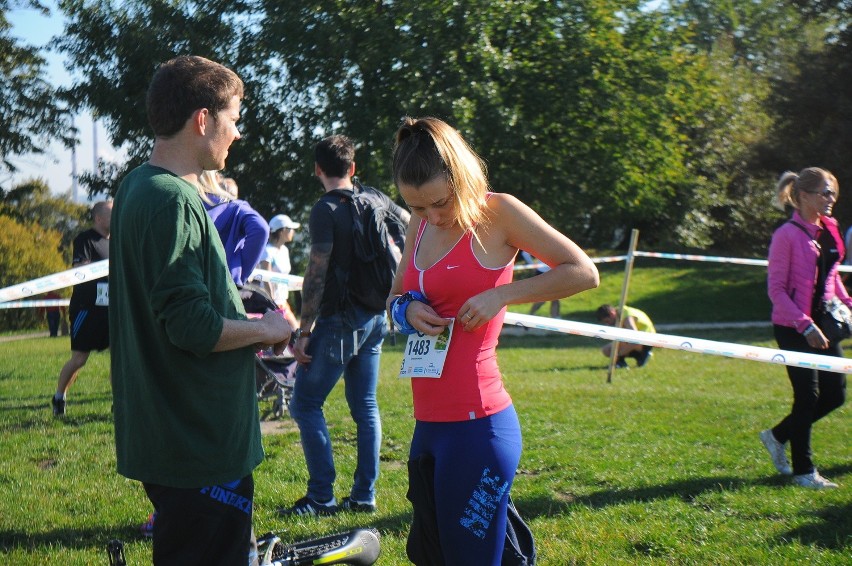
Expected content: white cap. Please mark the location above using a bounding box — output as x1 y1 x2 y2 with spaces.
269 214 300 231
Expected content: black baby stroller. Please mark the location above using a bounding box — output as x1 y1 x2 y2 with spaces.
240 283 298 420
255 350 297 419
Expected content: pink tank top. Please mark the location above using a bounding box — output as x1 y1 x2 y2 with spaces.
402 218 515 421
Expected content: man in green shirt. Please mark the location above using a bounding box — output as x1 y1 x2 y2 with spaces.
596 304 656 369
109 55 290 565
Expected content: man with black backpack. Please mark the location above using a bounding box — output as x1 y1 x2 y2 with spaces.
279 135 410 517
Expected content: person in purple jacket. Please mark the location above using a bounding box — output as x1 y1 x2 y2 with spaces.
199 171 270 286
762 167 848 489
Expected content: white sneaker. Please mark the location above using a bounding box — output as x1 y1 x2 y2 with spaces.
759 429 792 475
793 470 838 489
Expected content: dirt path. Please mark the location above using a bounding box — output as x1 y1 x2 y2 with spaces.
0 331 50 343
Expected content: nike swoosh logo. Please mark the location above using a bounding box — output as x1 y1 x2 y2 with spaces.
447 265 460 269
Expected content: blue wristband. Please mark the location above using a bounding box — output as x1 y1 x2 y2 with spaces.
391 291 428 335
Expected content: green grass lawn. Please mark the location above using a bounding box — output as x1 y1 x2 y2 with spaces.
1 263 849 564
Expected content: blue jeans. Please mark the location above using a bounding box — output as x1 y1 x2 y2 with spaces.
289 306 386 503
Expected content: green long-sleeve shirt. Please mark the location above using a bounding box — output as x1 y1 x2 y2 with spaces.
109 164 262 488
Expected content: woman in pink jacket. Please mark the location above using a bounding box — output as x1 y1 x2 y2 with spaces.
762 167 848 489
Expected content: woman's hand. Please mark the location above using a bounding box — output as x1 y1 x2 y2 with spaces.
457 288 506 332
406 301 452 336
805 324 830 350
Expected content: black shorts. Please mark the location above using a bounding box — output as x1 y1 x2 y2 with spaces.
69 305 109 352
143 475 257 566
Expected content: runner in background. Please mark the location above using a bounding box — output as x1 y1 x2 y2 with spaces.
51 200 112 417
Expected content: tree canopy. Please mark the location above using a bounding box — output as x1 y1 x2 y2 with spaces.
42 0 852 255
0 178 88 256
0 1 74 185
0 213 67 330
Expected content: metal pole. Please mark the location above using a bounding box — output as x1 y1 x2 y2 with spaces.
607 229 640 383
71 117 78 203
93 117 99 174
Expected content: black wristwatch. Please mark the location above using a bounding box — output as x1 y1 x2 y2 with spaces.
295 328 312 339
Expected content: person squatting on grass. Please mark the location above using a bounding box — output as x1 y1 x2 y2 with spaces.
109 55 290 565
762 167 847 490
596 304 656 369
388 116 600 565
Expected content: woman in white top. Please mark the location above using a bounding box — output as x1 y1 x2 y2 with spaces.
260 214 301 329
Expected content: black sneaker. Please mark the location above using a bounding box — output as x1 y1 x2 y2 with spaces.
276 496 338 517
340 496 376 513
51 396 66 417
633 348 653 367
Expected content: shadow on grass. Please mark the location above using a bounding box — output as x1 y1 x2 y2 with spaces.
0 394 112 411
511 476 776 520
511 465 851 552
349 511 417 536
778 501 851 551
519 463 852 517
574 475 785 509
0 525 140 553
0 394 114 432
0 513 417 556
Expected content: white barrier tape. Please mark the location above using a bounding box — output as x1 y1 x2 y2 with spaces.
593 255 629 264
0 260 108 303
503 312 852 374
514 256 629 272
0 300 70 310
0 263 304 305
634 250 852 273
246 269 304 291
655 321 767 331
634 251 767 266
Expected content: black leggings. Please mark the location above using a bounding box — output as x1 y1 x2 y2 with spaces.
772 325 847 475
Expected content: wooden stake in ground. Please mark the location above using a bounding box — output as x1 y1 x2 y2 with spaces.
608 229 639 384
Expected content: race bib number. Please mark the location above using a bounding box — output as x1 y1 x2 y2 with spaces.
399 321 454 378
95 282 109 306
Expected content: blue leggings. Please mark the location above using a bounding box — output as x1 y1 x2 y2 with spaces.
409 405 522 566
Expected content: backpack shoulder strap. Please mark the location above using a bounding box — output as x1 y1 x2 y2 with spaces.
787 220 812 238
327 188 354 201
787 220 822 249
